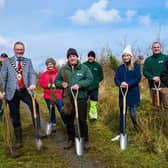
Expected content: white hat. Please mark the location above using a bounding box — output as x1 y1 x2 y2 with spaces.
122 45 133 57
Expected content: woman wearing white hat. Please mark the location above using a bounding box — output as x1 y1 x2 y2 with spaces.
112 45 141 141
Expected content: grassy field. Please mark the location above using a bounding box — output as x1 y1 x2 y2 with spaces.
0 82 168 168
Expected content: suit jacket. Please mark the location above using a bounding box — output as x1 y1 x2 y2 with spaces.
0 56 36 100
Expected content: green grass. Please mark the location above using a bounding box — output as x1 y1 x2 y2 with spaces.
0 86 168 168
0 101 70 168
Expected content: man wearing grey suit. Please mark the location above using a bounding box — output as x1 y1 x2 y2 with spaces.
0 41 40 155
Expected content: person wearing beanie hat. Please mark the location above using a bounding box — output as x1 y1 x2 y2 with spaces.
67 48 78 58
111 45 141 141
144 42 168 108
40 58 67 131
84 50 104 123
122 45 133 57
56 48 93 150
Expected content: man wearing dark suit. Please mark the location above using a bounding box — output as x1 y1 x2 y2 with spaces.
0 41 40 155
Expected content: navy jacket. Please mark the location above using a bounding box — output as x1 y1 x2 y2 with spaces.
114 63 141 107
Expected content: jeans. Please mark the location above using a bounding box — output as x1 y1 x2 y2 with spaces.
119 106 137 134
45 99 67 125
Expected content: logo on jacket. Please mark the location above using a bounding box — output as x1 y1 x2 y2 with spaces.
76 73 83 76
94 68 98 71
158 60 164 63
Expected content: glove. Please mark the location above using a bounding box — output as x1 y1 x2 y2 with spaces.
48 83 52 88
52 83 56 89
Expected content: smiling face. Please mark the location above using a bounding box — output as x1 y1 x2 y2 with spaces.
152 42 161 55
122 53 132 63
14 43 25 57
88 55 95 63
47 62 55 71
68 54 78 66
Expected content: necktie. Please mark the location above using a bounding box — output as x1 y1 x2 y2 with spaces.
17 57 24 89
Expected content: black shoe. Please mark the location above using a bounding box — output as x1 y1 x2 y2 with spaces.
89 118 97 123
134 124 142 133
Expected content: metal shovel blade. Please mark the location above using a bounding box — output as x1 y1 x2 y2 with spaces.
36 138 43 151
120 133 128 150
46 123 52 136
75 137 84 156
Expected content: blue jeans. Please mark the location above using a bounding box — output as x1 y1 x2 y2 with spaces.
45 99 67 125
119 106 137 134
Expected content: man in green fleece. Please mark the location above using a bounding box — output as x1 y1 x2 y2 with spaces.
56 48 93 150
84 51 104 123
143 42 168 106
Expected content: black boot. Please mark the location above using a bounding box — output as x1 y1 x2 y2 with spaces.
134 123 142 133
14 127 23 149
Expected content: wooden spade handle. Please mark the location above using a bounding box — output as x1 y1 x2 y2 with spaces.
154 81 160 107
120 86 128 115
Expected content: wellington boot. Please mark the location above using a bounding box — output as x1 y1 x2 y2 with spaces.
14 127 23 149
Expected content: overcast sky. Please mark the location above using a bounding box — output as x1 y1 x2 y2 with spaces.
0 0 168 70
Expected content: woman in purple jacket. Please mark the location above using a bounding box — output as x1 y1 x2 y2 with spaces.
111 45 141 141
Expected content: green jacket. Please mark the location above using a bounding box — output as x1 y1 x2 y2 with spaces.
56 61 93 101
84 61 104 90
143 53 168 88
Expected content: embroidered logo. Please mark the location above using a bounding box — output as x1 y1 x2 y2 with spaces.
158 60 164 63
94 68 98 71
76 73 83 76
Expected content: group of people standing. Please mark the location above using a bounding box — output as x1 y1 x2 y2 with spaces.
0 40 168 157
112 41 168 141
0 41 104 157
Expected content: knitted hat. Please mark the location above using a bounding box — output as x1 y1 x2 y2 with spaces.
88 51 96 58
122 45 133 57
45 58 56 66
0 53 8 58
67 48 78 58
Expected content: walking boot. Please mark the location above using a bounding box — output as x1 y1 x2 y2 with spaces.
6 147 23 158
14 127 23 149
134 123 142 133
64 140 74 149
